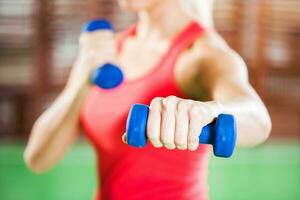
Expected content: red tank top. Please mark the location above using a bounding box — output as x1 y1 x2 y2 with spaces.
80 21 210 200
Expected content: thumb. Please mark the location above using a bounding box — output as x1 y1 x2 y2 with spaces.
122 133 127 144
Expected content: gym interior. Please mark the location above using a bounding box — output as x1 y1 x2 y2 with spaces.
0 0 299 199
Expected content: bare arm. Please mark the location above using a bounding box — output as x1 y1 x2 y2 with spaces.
200 33 272 146
143 32 271 151
24 68 89 173
24 30 116 173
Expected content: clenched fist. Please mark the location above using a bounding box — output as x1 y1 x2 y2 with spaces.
124 96 222 151
68 20 117 90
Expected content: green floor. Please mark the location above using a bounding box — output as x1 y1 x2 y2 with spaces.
0 142 300 200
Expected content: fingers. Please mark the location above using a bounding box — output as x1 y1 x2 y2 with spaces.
147 96 217 151
147 97 163 148
160 96 178 149
79 29 116 69
80 32 115 58
80 31 115 50
122 133 127 144
174 101 191 150
187 106 202 151
187 105 214 151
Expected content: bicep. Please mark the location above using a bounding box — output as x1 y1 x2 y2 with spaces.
202 45 256 101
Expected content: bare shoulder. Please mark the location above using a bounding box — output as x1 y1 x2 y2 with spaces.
193 30 238 60
175 30 249 98
192 30 249 80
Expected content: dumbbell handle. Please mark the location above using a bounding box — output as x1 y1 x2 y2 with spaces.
199 123 216 144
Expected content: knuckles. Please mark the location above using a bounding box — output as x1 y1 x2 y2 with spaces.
162 96 178 111
163 96 179 104
177 100 190 112
188 105 203 118
148 96 214 151
150 97 163 109
79 32 116 61
174 141 188 150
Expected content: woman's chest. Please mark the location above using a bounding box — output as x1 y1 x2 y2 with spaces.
117 38 206 94
117 38 170 80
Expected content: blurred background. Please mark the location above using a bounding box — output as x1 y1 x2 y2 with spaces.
0 0 299 199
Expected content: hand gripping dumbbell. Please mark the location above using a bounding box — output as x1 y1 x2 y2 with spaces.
83 19 124 89
126 104 237 158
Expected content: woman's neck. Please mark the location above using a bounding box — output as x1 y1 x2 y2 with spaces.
137 0 192 40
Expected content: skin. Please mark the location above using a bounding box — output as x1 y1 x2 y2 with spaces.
24 0 271 173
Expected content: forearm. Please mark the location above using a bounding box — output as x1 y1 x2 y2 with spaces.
213 94 271 147
200 41 272 146
24 85 88 172
24 116 79 173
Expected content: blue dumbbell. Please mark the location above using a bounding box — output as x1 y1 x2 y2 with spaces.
82 19 123 89
126 104 237 158
91 63 124 89
82 18 114 32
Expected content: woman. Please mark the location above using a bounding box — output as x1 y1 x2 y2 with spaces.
24 0 272 199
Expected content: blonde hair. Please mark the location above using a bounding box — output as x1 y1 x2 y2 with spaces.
181 0 214 28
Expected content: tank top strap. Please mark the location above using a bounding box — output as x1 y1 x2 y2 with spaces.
157 21 206 75
167 21 205 57
116 24 137 54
